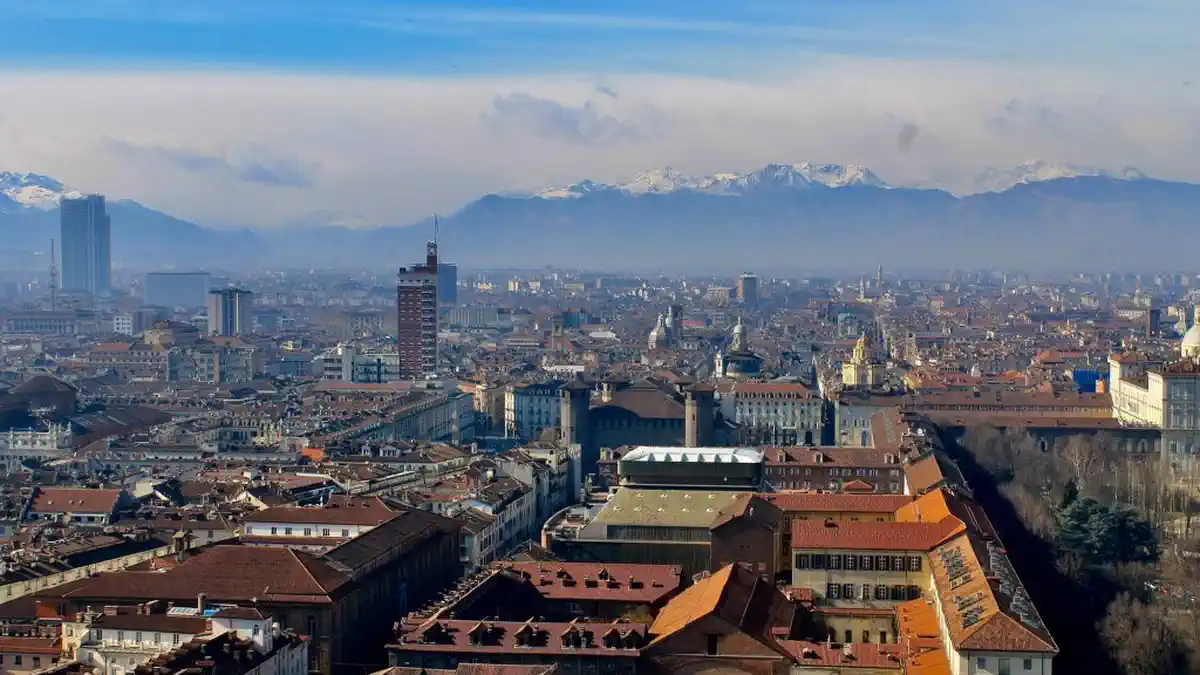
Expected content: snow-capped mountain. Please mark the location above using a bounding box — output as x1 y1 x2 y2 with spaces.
534 163 887 199
0 172 81 211
972 161 1147 194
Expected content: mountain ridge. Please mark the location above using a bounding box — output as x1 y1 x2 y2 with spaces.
0 163 1196 271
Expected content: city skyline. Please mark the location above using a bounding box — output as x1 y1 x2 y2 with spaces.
0 1 1198 227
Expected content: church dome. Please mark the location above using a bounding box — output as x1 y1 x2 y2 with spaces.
1183 323 1200 358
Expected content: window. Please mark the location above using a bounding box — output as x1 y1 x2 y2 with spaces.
874 586 888 600
705 634 718 656
977 657 987 669
880 631 888 644
342 529 350 537
878 556 891 571
908 556 923 571
307 615 318 637
154 633 161 644
253 625 261 637
95 630 103 640
844 630 852 644
285 527 293 535
811 554 827 570
862 630 871 643
829 554 842 570
270 527 278 535
33 657 41 668
304 528 312 537
173 634 180 646
861 555 874 571
999 658 1011 675
842 583 855 599
14 656 21 666
827 583 841 599
1023 659 1033 671
118 631 125 642
844 554 857 570
795 554 810 570
135 632 142 642
322 528 331 537
892 555 906 570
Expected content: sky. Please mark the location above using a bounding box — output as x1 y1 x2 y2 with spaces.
0 0 1198 227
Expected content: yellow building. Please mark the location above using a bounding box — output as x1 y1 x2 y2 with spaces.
843 334 886 388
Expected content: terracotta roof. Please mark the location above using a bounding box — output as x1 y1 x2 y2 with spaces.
734 382 813 397
895 599 950 675
395 619 647 656
766 492 912 514
0 636 61 655
649 563 796 658
777 640 903 669
244 496 396 527
648 565 734 641
87 612 208 634
503 562 681 605
842 479 876 492
53 544 349 605
928 534 1056 654
765 447 905 468
791 519 964 552
904 456 948 495
30 488 122 514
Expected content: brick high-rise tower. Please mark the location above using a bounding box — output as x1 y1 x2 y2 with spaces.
396 240 438 378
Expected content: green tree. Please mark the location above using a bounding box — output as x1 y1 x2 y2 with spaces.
1056 497 1158 567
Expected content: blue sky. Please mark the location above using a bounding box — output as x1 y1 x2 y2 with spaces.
0 0 1197 226
1 0 1193 74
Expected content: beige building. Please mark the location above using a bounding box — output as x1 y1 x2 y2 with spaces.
842 334 885 389
1109 338 1200 457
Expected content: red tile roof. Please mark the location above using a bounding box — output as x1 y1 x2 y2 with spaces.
766 493 912 514
502 562 681 605
244 496 396 527
791 519 964 552
0 637 61 655
29 488 122 514
52 544 349 605
777 640 904 669
394 619 647 656
765 447 905 468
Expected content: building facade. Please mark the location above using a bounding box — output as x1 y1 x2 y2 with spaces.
206 289 254 336
397 242 439 378
60 194 111 296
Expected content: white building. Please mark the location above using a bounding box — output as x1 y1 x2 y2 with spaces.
1109 337 1200 458
504 381 563 441
728 381 824 446
0 424 72 474
242 496 398 551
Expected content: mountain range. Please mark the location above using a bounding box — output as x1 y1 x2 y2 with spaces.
2 162 1198 272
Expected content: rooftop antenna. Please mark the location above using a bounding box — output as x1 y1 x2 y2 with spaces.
48 238 58 312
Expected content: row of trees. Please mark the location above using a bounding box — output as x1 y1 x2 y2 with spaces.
959 426 1200 675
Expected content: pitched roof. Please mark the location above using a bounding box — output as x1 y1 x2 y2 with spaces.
791 518 964 552
648 563 795 657
244 496 397 527
904 456 948 495
928 534 1055 654
766 492 912 514
503 562 681 605
30 488 122 514
592 490 753 529
55 544 350 605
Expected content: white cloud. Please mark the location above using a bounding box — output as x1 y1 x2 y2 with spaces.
0 61 1197 228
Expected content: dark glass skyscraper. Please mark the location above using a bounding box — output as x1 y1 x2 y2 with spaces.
60 194 111 295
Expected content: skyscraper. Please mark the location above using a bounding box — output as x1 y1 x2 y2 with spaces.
397 241 438 378
438 262 458 306
206 288 253 336
60 194 111 295
737 272 759 307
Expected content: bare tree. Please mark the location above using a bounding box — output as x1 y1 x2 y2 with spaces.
1061 435 1105 497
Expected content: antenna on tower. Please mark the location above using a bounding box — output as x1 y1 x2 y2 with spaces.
48 238 59 312
434 214 439 245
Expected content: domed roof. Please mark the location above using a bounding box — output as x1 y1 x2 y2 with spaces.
1183 323 1200 357
10 374 75 396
